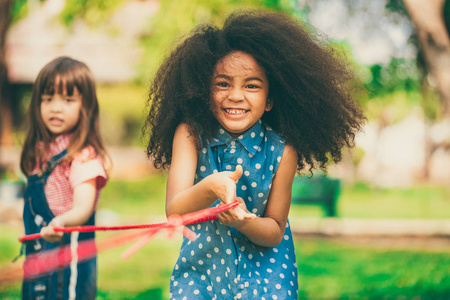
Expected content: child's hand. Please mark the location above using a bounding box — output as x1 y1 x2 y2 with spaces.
217 197 256 228
40 217 64 242
209 165 243 204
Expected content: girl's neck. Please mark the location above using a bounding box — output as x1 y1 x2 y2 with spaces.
45 133 71 146
49 132 67 141
219 119 262 138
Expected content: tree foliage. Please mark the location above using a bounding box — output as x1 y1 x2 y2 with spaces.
388 0 450 118
136 0 292 82
11 0 28 23
60 0 127 27
364 58 420 98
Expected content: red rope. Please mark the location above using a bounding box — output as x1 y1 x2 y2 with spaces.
19 200 239 243
0 200 241 285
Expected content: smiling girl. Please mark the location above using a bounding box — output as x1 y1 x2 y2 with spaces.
144 9 365 299
20 56 109 300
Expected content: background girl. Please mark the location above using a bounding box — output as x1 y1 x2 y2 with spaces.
144 9 365 300
20 56 109 300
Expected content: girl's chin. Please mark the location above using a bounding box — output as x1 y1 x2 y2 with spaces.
221 126 247 137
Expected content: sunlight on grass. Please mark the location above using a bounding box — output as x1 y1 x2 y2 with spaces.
102 176 450 220
98 174 168 223
1 179 449 299
96 234 181 300
338 183 450 219
97 83 148 146
0 225 22 299
297 238 450 299
289 182 450 219
2 229 448 299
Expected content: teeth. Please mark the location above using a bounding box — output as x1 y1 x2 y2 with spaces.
225 109 247 115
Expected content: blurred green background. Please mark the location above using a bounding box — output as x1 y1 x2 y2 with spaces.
1 0 450 299
1 176 449 299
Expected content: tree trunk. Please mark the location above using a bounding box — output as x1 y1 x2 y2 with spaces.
403 0 450 117
0 0 13 146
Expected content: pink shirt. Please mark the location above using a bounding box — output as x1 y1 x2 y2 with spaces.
31 134 107 216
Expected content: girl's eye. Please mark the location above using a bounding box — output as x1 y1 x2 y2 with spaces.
41 96 51 102
246 84 259 89
216 82 229 88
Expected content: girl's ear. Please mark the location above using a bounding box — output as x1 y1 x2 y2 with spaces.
265 99 273 111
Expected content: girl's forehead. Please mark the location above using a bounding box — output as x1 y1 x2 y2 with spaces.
214 51 265 77
43 75 79 95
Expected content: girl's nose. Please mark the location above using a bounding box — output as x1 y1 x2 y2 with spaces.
228 87 244 102
50 99 63 112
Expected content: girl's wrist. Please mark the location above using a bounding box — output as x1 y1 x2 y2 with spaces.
233 215 255 230
50 216 65 228
206 174 220 200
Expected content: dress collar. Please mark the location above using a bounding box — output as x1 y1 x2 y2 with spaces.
49 133 71 155
209 120 266 156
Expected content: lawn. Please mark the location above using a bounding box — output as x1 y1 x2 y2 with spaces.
97 174 450 220
1 230 448 299
0 176 449 299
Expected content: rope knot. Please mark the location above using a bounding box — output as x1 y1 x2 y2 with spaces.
166 214 184 228
166 214 196 241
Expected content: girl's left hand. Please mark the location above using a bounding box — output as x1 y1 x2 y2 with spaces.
40 217 65 242
217 197 256 228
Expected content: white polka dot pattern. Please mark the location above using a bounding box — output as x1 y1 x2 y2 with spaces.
170 120 298 299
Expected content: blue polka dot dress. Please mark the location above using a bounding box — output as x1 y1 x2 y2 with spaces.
170 120 298 300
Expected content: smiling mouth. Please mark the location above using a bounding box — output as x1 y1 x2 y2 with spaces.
224 108 249 115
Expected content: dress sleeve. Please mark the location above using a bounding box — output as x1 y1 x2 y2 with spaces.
69 146 107 190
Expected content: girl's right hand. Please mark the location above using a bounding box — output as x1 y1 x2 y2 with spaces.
40 217 64 242
217 196 256 226
209 165 256 220
209 164 243 204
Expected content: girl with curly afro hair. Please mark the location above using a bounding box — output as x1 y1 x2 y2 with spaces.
143 9 365 300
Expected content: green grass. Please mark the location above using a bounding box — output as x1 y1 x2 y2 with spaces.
96 235 179 300
98 174 168 221
99 175 450 219
97 84 148 146
1 177 449 299
1 230 449 299
297 238 450 299
290 182 450 219
339 183 450 219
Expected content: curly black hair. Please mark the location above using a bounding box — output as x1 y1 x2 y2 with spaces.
143 9 366 172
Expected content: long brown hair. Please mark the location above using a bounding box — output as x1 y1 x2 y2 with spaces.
20 56 110 176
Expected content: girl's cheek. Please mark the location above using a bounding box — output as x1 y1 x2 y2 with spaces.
213 91 228 102
210 93 220 105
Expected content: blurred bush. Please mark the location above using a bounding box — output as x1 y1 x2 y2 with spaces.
97 83 148 146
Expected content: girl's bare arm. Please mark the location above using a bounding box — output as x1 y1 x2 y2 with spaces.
40 179 97 242
166 123 254 219
218 144 298 247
